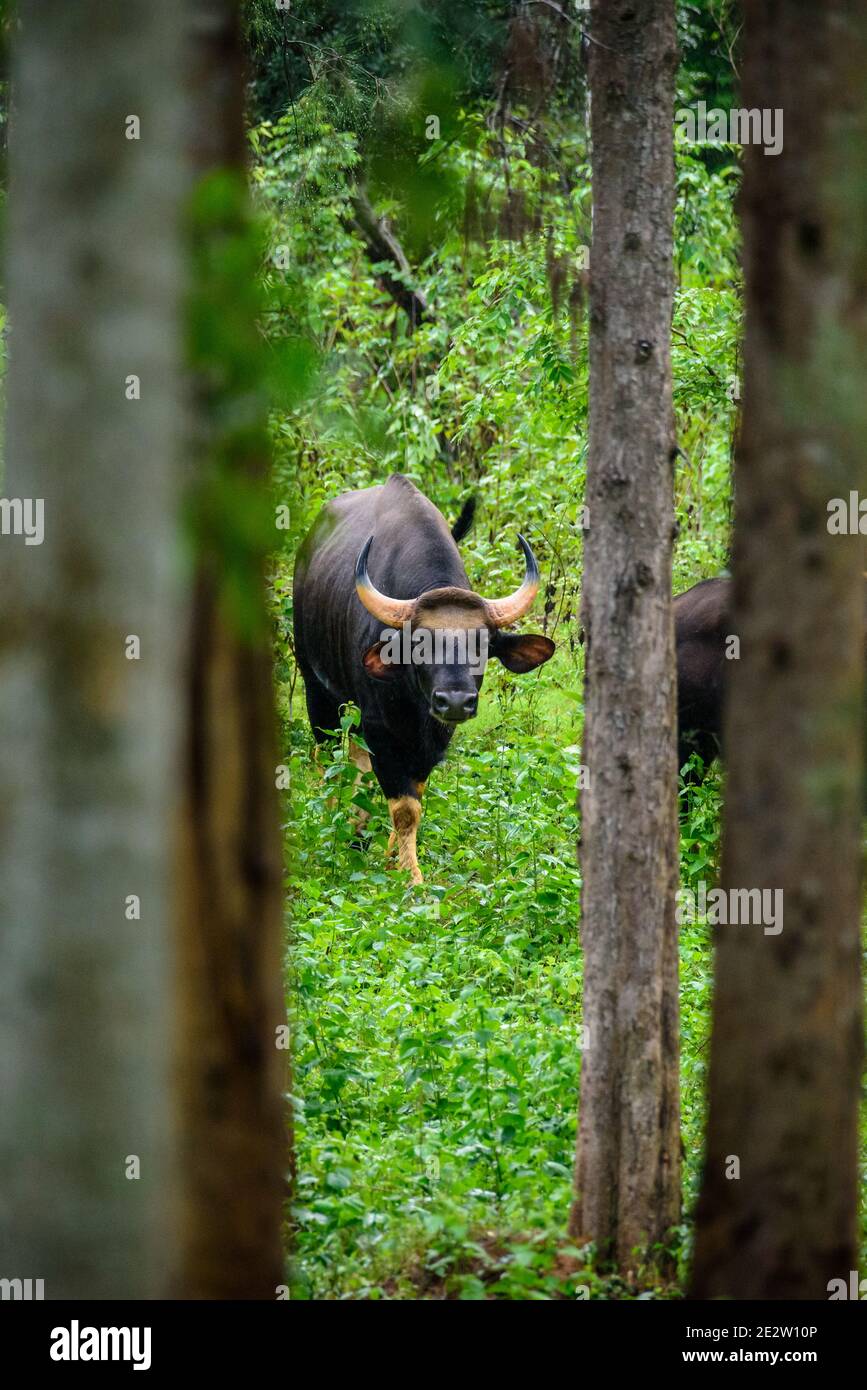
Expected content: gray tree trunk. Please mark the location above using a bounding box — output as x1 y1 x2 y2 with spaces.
569 0 681 1272
0 0 186 1298
691 0 866 1300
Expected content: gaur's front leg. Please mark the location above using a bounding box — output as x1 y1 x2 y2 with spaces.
363 727 430 885
387 795 423 884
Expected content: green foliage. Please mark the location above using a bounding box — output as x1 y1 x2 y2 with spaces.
284 700 726 1298
677 1 741 113
677 762 723 1245
185 169 276 638
286 695 585 1298
263 1 742 1300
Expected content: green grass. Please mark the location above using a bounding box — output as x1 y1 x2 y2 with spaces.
285 663 724 1299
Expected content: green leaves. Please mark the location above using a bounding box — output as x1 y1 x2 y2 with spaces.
286 698 586 1297
285 698 725 1298
263 26 742 1299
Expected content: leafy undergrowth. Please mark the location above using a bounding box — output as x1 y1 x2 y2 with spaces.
285 683 723 1299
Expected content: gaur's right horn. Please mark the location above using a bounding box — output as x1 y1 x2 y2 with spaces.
355 536 416 627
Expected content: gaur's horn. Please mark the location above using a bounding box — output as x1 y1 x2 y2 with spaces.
355 536 416 626
485 534 541 628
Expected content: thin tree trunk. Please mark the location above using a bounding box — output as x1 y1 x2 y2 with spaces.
0 0 186 1297
172 0 286 1299
569 0 681 1271
691 0 867 1300
342 186 433 329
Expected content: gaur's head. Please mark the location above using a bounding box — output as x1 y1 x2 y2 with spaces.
355 534 555 725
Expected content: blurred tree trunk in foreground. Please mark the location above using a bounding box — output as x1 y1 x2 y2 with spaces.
173 0 286 1299
0 0 187 1297
692 1 867 1300
570 0 681 1271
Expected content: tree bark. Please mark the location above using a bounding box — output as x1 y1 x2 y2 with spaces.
691 0 867 1301
172 0 287 1299
569 0 681 1271
0 0 186 1297
342 185 434 330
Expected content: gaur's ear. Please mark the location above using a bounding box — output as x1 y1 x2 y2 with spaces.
362 640 401 681
492 632 555 673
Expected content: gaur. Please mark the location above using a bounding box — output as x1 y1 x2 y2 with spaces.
293 474 555 882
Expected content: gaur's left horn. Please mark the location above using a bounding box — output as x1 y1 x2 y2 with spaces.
355 536 416 626
485 534 540 628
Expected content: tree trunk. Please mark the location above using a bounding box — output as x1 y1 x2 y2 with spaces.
569 0 681 1271
0 0 186 1298
691 0 867 1301
342 186 433 329
172 0 287 1299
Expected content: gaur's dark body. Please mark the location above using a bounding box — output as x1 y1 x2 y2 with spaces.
675 576 730 771
294 475 470 800
675 572 867 775
294 474 553 881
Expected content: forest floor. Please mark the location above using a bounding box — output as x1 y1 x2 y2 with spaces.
285 662 732 1299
